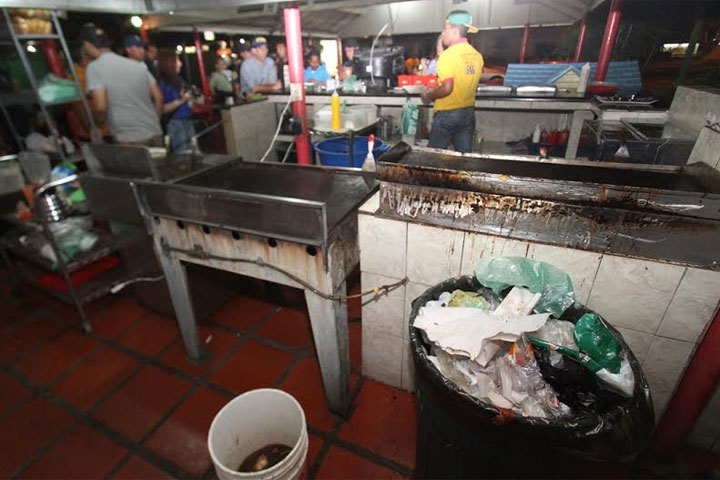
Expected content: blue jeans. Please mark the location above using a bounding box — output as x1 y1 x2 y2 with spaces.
166 118 196 153
428 107 476 153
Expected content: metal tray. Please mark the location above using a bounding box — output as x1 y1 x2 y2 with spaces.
137 162 378 247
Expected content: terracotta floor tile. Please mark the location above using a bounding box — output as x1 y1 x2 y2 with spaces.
16 330 101 384
257 308 312 349
158 325 240 377
280 357 338 431
0 300 28 332
112 456 174 480
315 446 407 480
208 295 275 331
117 313 179 357
338 380 417 469
0 397 74 478
0 318 66 363
349 321 361 371
347 283 362 319
93 365 193 442
209 339 295 393
52 347 141 411
144 386 232 477
91 296 149 339
307 433 325 469
19 424 126 480
0 371 32 416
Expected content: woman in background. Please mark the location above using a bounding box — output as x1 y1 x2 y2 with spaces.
157 49 195 152
425 34 444 75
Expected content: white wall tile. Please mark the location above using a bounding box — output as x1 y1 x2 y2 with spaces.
615 327 654 364
361 271 406 338
358 192 380 214
587 256 685 334
527 243 602 305
641 336 695 418
404 281 433 340
692 384 720 438
406 223 464 285
358 214 406 278
361 330 403 388
657 268 720 343
460 233 529 275
401 337 416 392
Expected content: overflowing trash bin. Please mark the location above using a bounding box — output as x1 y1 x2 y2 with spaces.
410 257 655 479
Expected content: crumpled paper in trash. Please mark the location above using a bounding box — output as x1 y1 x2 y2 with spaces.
414 307 550 366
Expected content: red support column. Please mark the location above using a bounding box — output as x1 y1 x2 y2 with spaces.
573 13 588 62
593 0 623 82
519 23 530 63
653 306 720 453
193 27 211 102
283 6 311 165
42 39 64 76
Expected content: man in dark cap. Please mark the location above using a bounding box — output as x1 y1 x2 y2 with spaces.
79 24 163 145
124 34 146 62
240 36 280 95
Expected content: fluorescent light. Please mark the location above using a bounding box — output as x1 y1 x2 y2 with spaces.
130 15 143 28
184 46 196 54
26 44 36 53
176 45 183 52
239 38 245 44
203 31 215 41
202 45 210 52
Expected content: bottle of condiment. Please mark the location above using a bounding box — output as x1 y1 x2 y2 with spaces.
532 124 541 144
331 91 341 131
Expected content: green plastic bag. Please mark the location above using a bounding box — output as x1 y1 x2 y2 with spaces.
474 257 575 317
38 74 81 104
574 313 621 373
401 97 418 135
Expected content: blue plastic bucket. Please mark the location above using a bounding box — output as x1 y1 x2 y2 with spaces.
314 136 390 167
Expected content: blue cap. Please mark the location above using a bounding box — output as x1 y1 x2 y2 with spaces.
124 34 145 48
252 36 268 48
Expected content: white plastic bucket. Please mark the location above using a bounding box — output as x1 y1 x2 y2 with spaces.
208 389 308 480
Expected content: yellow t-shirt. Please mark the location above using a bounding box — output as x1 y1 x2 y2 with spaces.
434 41 483 112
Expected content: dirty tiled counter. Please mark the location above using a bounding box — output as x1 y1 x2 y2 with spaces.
357 192 720 446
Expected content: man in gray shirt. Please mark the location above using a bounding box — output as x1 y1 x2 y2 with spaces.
240 37 281 95
79 23 163 145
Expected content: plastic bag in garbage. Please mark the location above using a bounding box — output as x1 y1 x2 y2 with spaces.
574 313 621 373
474 257 575 317
448 290 491 310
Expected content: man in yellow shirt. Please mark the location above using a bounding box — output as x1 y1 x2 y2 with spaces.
421 10 483 152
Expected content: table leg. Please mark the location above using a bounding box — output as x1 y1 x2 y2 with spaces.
304 284 350 415
566 110 594 159
348 132 354 168
158 253 203 362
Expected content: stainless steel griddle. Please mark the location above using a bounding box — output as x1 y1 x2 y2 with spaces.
377 143 720 269
135 161 378 413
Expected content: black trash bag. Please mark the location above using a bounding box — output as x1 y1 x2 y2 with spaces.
410 276 655 479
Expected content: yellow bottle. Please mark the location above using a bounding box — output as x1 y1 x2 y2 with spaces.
331 91 341 131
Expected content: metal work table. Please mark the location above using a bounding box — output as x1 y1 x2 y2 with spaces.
135 162 377 414
267 91 594 160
